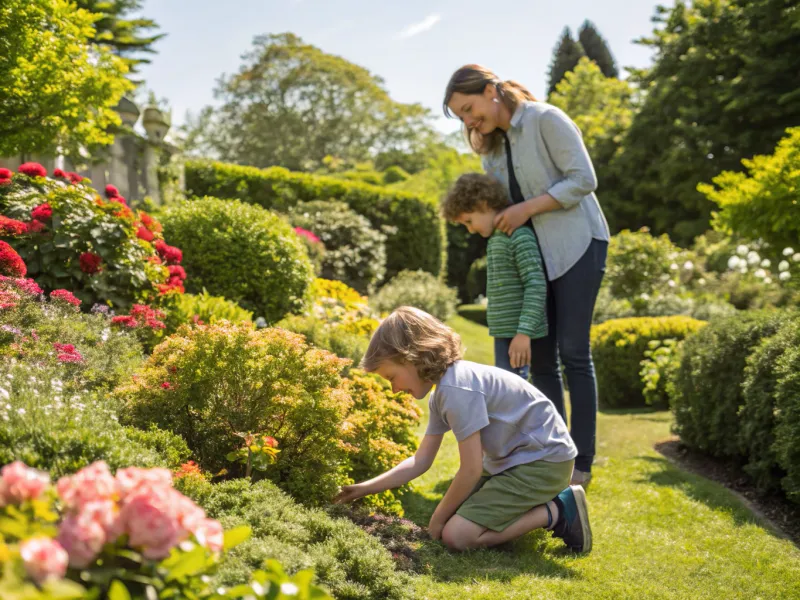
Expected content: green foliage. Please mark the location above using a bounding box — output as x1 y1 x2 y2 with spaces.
162 289 254 335
371 270 458 322
0 0 132 157
607 0 800 244
184 160 444 280
118 323 352 504
382 166 411 184
577 20 618 78
547 27 586 96
456 304 488 327
705 127 800 254
773 329 800 503
185 479 413 600
159 197 313 324
445 223 487 303
289 201 386 295
590 316 707 408
670 310 791 458
1 172 177 311
277 314 369 370
639 338 681 408
604 229 688 299
180 33 433 172
466 256 487 303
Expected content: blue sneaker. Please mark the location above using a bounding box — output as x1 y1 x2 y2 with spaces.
552 485 592 553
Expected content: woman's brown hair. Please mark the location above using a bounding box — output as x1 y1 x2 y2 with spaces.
443 64 536 155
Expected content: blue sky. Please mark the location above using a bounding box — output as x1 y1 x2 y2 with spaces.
136 0 667 134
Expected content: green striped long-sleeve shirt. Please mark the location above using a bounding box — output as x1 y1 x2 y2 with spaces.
486 227 548 339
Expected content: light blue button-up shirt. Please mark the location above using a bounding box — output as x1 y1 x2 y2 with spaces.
482 101 610 280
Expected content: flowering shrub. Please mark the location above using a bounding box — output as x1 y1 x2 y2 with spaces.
117 323 353 504
289 200 387 295
0 460 255 598
161 289 254 336
159 197 313 324
371 270 458 322
293 226 326 275
0 240 26 277
109 303 168 351
0 165 183 311
308 278 379 336
278 314 370 369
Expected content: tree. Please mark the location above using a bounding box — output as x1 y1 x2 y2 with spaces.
0 0 133 157
181 33 435 171
607 0 800 245
578 20 618 78
547 27 586 96
548 58 635 231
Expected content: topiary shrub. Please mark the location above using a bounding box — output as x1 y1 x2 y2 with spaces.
117 322 352 504
774 338 800 503
466 256 487 303
181 478 413 600
371 270 458 322
161 288 254 335
159 197 313 324
669 310 791 458
590 315 707 408
0 165 184 310
288 201 386 295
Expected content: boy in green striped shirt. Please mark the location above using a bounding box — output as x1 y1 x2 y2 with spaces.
443 173 548 378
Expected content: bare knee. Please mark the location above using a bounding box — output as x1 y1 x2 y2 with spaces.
441 517 482 551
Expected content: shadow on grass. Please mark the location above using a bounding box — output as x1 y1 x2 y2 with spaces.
401 481 582 584
636 455 764 529
599 406 666 416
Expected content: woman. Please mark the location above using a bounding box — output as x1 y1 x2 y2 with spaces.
444 64 609 486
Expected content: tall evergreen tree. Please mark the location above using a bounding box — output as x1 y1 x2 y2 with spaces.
578 20 618 78
547 27 586 96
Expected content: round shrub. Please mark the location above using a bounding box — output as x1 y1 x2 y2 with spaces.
117 322 352 504
466 256 487 303
278 314 369 369
605 228 688 298
382 166 410 184
774 337 800 503
590 316 707 408
159 197 313 323
289 200 387 295
161 288 254 335
670 310 792 458
371 270 458 322
0 166 182 310
181 478 413 600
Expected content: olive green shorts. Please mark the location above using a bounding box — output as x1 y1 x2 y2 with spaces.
456 459 574 532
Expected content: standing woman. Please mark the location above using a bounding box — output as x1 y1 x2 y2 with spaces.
444 64 609 486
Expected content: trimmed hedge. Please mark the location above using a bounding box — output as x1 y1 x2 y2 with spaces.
457 304 488 326
466 256 487 303
184 160 445 281
591 316 707 408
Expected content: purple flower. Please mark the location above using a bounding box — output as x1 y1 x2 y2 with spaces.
1 325 22 336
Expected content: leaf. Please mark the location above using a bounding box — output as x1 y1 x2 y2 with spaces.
164 544 206 581
225 452 239 462
41 578 87 599
108 580 132 600
223 525 251 551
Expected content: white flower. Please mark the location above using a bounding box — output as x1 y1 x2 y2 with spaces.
779 260 790 272
739 265 749 274
728 256 740 269
698 278 706 286
280 583 299 596
794 253 800 263
747 251 761 265
737 245 749 256
683 261 694 270
764 277 773 285
668 280 676 288
780 271 791 281
761 259 771 268
639 293 650 300
670 263 678 270
783 247 794 256
17 408 25 415
0 388 8 401
755 269 767 279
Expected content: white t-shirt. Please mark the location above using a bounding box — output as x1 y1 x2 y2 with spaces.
426 360 577 474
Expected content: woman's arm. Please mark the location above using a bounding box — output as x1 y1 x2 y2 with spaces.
427 431 484 540
334 434 444 503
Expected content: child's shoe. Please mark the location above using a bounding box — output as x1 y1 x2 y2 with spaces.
570 468 592 488
551 485 592 553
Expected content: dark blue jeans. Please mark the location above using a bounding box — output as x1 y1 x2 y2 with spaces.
530 239 608 473
494 337 530 380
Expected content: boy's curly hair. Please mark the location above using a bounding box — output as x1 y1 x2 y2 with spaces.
361 306 463 382
441 173 509 222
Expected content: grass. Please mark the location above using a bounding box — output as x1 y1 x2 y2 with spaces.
398 316 800 600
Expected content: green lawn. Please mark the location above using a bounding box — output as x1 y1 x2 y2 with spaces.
399 316 800 600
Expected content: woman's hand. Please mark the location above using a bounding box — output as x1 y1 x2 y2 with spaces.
334 484 366 504
494 201 531 235
509 333 531 369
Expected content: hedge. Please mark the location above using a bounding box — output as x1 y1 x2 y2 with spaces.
184 160 445 281
457 304 488 326
590 316 707 408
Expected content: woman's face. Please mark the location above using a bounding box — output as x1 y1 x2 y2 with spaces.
447 85 502 135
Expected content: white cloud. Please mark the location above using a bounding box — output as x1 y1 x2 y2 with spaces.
395 14 441 40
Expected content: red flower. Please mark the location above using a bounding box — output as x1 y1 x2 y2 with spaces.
26 220 45 234
0 216 28 236
136 225 154 242
139 212 162 233
66 172 83 184
53 343 82 363
174 461 202 480
0 241 26 277
113 207 134 221
263 436 278 448
53 343 76 354
155 241 182 265
53 169 67 179
294 227 321 244
167 265 186 281
158 282 184 295
31 204 52 221
79 252 102 274
18 163 46 178
110 196 127 206
49 289 81 308
104 185 119 198
161 382 172 390
0 168 12 186
145 255 163 265
111 315 138 328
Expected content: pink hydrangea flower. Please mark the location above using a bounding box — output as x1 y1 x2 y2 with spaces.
0 461 50 506
57 510 107 568
115 466 172 501
56 461 117 511
20 538 69 584
121 486 183 560
193 518 224 552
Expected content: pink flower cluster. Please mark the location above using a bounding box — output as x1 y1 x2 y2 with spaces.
294 227 321 244
0 461 50 506
53 342 84 364
111 304 166 330
55 462 223 566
